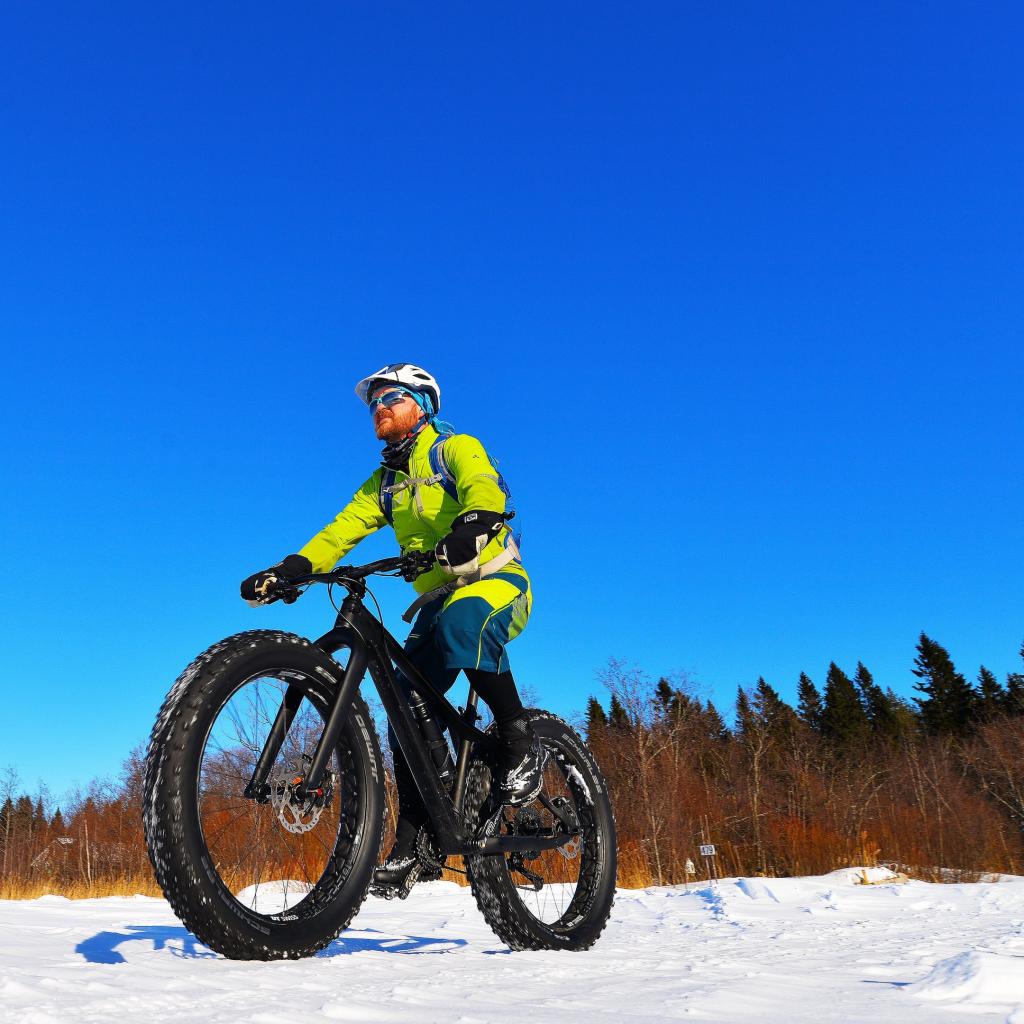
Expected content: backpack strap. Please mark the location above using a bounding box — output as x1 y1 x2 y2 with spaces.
427 435 460 502
379 469 397 526
433 434 523 550
380 434 517 531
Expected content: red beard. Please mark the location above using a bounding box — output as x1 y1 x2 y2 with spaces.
374 403 423 442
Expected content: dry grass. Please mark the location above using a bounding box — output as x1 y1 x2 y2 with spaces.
5 862 1001 901
0 866 473 901
1 856 631 900
0 873 162 901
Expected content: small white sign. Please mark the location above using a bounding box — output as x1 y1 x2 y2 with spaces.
685 858 696 875
699 844 716 857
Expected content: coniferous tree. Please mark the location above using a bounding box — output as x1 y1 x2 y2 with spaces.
608 694 631 732
1005 672 1024 716
50 808 65 834
655 679 674 713
13 796 33 832
796 672 823 732
654 678 690 722
821 663 870 747
912 633 979 735
882 689 918 738
855 662 882 719
752 677 781 716
703 700 729 742
735 687 755 737
753 677 799 744
854 662 903 738
1004 641 1024 716
585 696 607 736
976 666 1005 721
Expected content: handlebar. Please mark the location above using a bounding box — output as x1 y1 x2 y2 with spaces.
266 550 437 600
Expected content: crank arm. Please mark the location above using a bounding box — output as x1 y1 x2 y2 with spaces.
462 830 580 857
509 856 544 890
537 791 578 832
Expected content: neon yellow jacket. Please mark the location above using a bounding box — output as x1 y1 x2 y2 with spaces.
298 424 522 595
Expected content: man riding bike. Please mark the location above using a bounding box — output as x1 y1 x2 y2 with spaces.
240 363 543 894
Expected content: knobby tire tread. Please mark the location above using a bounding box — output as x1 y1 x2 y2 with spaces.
463 710 617 952
142 630 385 960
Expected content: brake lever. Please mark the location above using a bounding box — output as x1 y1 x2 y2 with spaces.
245 582 301 608
256 575 302 605
399 551 436 582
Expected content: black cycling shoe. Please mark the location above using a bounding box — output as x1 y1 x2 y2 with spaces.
371 852 421 900
495 719 548 806
374 853 417 886
370 831 444 900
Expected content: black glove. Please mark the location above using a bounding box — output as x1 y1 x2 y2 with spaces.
240 554 313 605
435 510 505 575
400 549 437 582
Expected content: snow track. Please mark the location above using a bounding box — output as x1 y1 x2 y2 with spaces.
1 872 1022 1022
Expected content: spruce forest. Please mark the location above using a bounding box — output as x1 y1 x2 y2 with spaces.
3 632 1023 897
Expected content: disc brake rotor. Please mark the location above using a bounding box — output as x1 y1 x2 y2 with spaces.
549 796 582 860
269 754 336 835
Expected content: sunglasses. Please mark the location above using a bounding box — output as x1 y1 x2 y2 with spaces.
369 388 413 412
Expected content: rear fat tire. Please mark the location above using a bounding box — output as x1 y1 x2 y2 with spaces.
142 629 385 960
463 710 617 951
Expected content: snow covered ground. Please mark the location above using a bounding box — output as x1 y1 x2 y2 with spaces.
1 870 1022 1023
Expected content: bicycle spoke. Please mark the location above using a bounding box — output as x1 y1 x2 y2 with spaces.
500 739 589 928
195 672 356 920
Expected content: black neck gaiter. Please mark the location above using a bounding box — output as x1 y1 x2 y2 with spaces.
381 431 419 471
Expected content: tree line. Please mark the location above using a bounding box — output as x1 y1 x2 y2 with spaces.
2 633 1022 896
586 634 1024 885
0 749 149 898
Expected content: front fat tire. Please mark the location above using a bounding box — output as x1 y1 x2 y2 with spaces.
464 710 618 951
142 630 385 960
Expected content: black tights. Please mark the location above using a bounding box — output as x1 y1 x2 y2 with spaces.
465 668 525 725
389 668 524 844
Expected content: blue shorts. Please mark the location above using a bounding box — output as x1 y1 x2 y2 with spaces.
404 566 532 679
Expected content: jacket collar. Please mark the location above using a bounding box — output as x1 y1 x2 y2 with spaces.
379 420 438 474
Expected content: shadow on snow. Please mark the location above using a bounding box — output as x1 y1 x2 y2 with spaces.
76 926 217 964
75 925 469 963
319 929 468 957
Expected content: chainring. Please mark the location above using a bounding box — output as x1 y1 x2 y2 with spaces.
415 826 447 874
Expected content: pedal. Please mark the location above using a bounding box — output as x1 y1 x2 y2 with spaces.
370 864 421 901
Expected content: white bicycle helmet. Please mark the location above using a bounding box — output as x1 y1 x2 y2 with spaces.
355 363 441 413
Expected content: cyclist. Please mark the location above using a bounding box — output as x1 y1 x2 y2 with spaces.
240 363 543 891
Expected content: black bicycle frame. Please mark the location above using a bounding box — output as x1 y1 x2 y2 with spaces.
244 578 578 859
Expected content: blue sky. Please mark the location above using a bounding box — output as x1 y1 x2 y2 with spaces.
2 3 1022 798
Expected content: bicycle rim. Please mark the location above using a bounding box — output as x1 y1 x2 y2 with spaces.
494 738 599 928
195 671 358 921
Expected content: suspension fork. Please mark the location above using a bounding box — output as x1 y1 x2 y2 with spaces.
243 642 370 801
244 684 305 800
295 643 368 798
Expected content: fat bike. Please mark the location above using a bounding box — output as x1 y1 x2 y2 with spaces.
142 553 617 959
